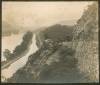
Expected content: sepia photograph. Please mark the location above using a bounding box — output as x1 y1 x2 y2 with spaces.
1 1 99 83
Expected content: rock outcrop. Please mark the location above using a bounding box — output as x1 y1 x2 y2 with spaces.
73 2 99 82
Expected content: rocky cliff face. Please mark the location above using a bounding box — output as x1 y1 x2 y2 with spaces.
7 2 99 83
73 2 99 82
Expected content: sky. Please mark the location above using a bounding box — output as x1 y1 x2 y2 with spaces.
2 1 94 30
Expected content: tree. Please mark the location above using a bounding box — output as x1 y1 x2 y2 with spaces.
3 49 12 60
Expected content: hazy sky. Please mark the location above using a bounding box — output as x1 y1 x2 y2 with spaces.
2 1 94 30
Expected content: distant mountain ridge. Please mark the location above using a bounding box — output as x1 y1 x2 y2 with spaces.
57 19 77 26
2 21 19 36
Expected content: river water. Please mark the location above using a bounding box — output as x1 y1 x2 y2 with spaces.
2 33 25 61
1 33 39 82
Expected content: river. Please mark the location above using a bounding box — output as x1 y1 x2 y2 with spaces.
2 33 25 61
1 33 39 82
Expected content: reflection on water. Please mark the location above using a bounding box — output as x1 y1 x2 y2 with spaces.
1 34 39 82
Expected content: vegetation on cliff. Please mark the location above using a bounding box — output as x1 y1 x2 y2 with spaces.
42 24 74 42
12 31 33 56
